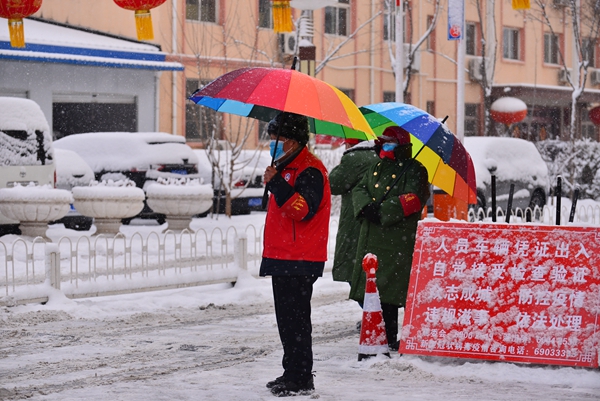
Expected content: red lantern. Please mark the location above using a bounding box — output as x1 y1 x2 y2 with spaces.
490 97 528 125
0 0 43 48
589 106 600 126
113 0 166 41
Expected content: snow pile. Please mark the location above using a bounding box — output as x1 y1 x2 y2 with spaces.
72 180 145 200
490 97 527 112
146 177 213 197
0 183 72 203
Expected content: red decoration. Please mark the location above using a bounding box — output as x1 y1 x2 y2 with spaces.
490 97 528 125
0 0 43 48
589 106 600 126
113 0 166 41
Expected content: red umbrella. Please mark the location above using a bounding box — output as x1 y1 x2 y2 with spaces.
189 67 376 141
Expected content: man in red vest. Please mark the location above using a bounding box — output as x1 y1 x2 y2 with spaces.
261 112 331 397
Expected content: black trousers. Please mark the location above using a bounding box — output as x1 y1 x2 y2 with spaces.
272 275 318 383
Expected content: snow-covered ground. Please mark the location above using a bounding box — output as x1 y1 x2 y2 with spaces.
2 213 599 401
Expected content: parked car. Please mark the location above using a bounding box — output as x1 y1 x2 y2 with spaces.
51 148 95 231
194 149 269 215
54 132 203 224
464 137 550 216
0 97 55 236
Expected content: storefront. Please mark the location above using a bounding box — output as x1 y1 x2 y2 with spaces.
0 18 182 138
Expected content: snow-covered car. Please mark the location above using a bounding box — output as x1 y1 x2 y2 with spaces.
0 97 55 236
464 137 550 215
194 150 269 215
51 148 95 231
54 132 203 223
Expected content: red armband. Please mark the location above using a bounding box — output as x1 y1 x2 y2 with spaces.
282 193 309 220
399 193 422 216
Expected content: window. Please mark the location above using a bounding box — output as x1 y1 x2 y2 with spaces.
383 2 395 42
258 0 272 29
339 87 355 101
186 0 216 23
426 101 435 117
583 38 596 68
426 15 435 51
464 103 479 137
503 28 520 60
465 23 476 56
325 0 349 36
186 79 220 143
544 33 560 64
258 120 269 142
383 91 395 103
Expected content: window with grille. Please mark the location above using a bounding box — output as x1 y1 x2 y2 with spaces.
258 0 272 29
339 88 355 102
186 79 220 143
544 33 560 64
383 91 395 103
503 28 520 60
464 103 479 137
465 23 476 56
426 101 435 117
583 38 596 68
186 0 217 23
325 0 349 36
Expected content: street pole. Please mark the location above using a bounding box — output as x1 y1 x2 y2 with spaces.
395 0 404 103
455 1 465 142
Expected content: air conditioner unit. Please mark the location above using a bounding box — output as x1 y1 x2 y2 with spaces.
403 43 421 72
468 57 484 82
553 0 569 7
280 33 297 55
590 69 600 86
558 69 571 84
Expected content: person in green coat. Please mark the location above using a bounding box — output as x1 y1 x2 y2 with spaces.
330 138 378 284
350 126 430 350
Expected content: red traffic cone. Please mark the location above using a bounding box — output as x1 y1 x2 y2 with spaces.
358 253 390 361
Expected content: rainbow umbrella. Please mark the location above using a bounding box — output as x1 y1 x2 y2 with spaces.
189 67 376 141
360 102 477 204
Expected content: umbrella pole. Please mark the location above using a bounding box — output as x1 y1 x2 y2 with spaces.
261 57 299 210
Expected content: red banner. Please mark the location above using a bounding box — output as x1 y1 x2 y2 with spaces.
400 221 600 368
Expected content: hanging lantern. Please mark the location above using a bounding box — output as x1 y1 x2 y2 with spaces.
113 0 166 41
0 0 43 48
589 106 600 126
272 0 293 33
511 0 530 10
490 97 528 125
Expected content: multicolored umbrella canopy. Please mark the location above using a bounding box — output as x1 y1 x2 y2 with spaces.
360 102 477 204
189 67 376 141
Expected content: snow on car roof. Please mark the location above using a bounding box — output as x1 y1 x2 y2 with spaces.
0 97 49 132
54 132 198 172
463 136 549 189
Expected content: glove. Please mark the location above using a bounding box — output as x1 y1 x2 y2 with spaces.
361 202 381 225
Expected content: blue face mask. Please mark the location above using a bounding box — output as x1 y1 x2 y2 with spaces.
270 140 285 160
382 143 398 152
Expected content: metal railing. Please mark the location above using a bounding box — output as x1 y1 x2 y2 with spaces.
1 219 340 306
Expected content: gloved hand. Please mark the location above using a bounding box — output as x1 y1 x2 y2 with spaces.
361 202 381 224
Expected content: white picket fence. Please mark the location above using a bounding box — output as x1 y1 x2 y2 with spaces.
1 220 340 306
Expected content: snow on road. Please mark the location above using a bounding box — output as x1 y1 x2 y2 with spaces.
1 270 599 401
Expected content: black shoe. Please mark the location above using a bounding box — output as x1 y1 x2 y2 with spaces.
270 377 315 397
389 340 400 352
266 375 285 389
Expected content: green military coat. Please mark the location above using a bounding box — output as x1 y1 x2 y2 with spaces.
329 144 378 282
349 146 430 306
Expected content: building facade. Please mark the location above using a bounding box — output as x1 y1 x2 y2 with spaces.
2 0 598 146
